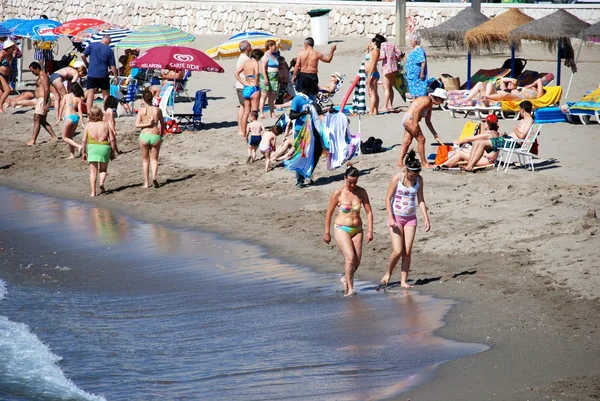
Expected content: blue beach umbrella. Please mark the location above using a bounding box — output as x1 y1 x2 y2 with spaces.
0 19 26 32
12 19 61 41
0 24 10 37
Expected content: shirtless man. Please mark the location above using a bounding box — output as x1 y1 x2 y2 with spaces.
506 100 534 140
26 62 58 146
291 37 336 91
398 88 446 167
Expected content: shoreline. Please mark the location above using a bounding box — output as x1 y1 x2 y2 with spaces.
1 35 599 400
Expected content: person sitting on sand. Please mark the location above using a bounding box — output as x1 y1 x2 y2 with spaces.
460 77 546 107
258 125 281 172
382 150 431 289
57 82 85 159
323 164 374 296
246 110 264 163
270 123 294 162
81 106 118 197
435 114 501 172
136 89 166 189
398 88 446 168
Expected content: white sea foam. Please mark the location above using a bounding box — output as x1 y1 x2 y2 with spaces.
0 282 105 401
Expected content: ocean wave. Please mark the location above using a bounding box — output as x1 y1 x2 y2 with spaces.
0 281 105 401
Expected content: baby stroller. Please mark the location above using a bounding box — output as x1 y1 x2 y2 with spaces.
316 74 345 108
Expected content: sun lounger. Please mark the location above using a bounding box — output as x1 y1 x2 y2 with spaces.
562 88 600 125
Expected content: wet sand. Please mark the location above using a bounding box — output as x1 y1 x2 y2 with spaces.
1 35 599 400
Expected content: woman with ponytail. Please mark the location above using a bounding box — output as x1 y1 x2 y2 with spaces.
323 164 374 296
382 150 431 289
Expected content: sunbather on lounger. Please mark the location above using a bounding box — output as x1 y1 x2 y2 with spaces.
436 114 500 172
460 77 546 107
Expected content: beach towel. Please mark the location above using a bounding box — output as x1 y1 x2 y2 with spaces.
501 86 563 112
393 61 408 102
460 68 511 90
324 112 361 170
352 62 367 114
567 88 600 112
284 103 328 178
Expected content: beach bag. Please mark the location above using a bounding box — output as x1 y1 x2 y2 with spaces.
440 74 460 91
434 145 453 165
361 136 383 154
165 119 181 134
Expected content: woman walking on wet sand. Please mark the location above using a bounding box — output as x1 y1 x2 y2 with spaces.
323 165 374 296
381 150 431 289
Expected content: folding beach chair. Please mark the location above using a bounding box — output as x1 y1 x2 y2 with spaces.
174 70 192 102
316 74 345 108
496 124 542 173
563 87 600 125
173 90 209 130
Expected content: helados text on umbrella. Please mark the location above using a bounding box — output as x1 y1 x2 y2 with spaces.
137 62 222 72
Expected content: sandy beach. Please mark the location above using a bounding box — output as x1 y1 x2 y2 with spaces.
1 34 600 400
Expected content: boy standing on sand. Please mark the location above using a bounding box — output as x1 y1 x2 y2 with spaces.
246 111 264 163
25 62 58 146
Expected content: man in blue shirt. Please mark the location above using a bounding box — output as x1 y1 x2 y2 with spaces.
82 35 118 114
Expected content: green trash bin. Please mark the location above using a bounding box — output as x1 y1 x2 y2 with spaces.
307 9 331 46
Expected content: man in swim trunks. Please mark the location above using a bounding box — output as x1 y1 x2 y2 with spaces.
398 88 446 168
505 100 534 140
291 37 336 91
235 40 251 136
25 62 58 146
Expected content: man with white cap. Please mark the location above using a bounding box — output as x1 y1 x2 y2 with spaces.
398 87 447 168
0 39 16 113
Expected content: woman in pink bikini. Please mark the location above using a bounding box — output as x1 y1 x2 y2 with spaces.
382 150 431 289
323 165 374 297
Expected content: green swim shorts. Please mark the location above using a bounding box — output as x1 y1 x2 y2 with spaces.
139 133 163 146
259 71 279 93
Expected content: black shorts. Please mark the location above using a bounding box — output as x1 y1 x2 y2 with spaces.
86 76 110 91
297 72 319 93
236 88 244 106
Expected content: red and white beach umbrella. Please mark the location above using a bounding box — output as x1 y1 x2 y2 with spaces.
130 46 224 73
54 18 107 35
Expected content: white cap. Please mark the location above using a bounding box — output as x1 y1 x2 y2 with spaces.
72 60 85 68
431 88 448 100
2 39 15 50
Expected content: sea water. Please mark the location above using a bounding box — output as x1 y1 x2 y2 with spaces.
0 186 487 401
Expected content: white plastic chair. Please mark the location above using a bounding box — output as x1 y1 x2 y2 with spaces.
496 123 542 173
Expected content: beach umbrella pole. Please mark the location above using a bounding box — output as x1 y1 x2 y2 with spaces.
565 39 583 100
510 45 515 78
467 52 472 89
556 39 562 86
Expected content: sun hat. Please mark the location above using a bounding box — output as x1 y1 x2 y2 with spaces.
431 88 448 100
331 72 343 82
484 114 498 124
3 39 15 50
72 60 85 68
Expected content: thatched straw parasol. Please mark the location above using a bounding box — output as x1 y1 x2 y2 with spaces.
465 8 533 52
420 7 489 49
581 20 600 40
509 10 590 49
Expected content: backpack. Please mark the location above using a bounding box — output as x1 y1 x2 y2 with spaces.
361 137 383 154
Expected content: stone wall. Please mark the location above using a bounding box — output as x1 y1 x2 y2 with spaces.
2 0 600 39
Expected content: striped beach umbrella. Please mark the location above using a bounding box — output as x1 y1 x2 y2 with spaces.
206 30 292 59
82 27 132 48
114 25 194 49
352 62 367 115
